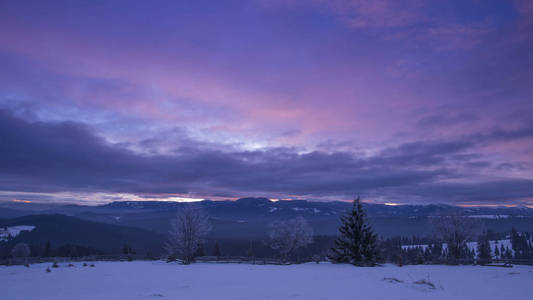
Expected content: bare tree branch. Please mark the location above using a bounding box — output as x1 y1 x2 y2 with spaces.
269 216 313 263
165 204 211 264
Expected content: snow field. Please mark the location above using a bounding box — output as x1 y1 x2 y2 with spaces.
1 261 532 300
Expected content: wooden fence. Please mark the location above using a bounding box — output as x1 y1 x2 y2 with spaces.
0 255 286 266
0 254 154 266
2 255 533 266
193 256 285 265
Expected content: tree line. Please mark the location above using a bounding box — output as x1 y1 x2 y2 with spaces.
164 197 533 266
164 197 379 265
2 197 532 266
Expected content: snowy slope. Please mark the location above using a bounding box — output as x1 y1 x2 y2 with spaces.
402 239 514 258
1 261 532 300
0 225 35 241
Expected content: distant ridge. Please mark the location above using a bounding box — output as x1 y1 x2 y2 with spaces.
0 214 164 253
1 199 532 241
235 197 272 205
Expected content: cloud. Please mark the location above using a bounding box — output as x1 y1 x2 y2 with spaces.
474 125 533 143
313 0 425 28
316 0 496 53
417 112 479 128
0 1 532 206
397 179 533 203
1 108 532 205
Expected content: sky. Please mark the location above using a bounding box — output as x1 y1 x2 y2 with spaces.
0 0 532 206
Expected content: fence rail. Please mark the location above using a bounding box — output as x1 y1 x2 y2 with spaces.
193 256 285 265
0 254 155 266
0 255 286 266
400 258 533 266
2 255 533 266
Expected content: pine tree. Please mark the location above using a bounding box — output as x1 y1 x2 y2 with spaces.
505 247 512 259
193 243 205 257
423 247 432 262
431 242 443 262
213 242 221 257
43 240 51 258
476 232 492 265
122 244 132 255
328 196 379 266
466 246 475 262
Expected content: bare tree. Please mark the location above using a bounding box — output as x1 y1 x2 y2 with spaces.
433 214 474 263
269 216 314 263
165 204 211 264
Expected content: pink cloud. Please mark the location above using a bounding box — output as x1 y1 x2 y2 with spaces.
413 23 492 51
0 17 415 148
318 0 426 28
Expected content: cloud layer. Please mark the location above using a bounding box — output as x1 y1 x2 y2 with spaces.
1 109 532 205
0 0 532 205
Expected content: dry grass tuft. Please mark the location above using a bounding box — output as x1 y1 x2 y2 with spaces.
383 277 404 283
413 278 436 289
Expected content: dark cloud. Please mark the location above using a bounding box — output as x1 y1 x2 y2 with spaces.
474 125 533 143
1 108 532 204
280 129 302 137
417 112 479 128
393 179 533 204
374 140 474 167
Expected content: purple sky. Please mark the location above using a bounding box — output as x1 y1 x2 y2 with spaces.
1 0 532 206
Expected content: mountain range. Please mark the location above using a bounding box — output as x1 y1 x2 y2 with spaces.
2 198 532 240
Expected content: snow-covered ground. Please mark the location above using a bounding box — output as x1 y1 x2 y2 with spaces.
0 225 35 242
1 261 532 300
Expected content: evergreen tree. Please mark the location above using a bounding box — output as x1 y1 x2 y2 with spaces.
213 242 221 257
43 240 51 258
434 214 473 263
68 245 79 258
505 247 513 259
415 249 425 264
328 196 379 266
476 232 492 265
509 229 532 259
193 243 205 257
122 244 132 255
466 247 475 262
423 247 432 262
430 242 443 262
510 228 523 258
245 241 255 259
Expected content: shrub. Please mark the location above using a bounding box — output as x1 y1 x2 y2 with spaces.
312 254 321 264
395 255 403 267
